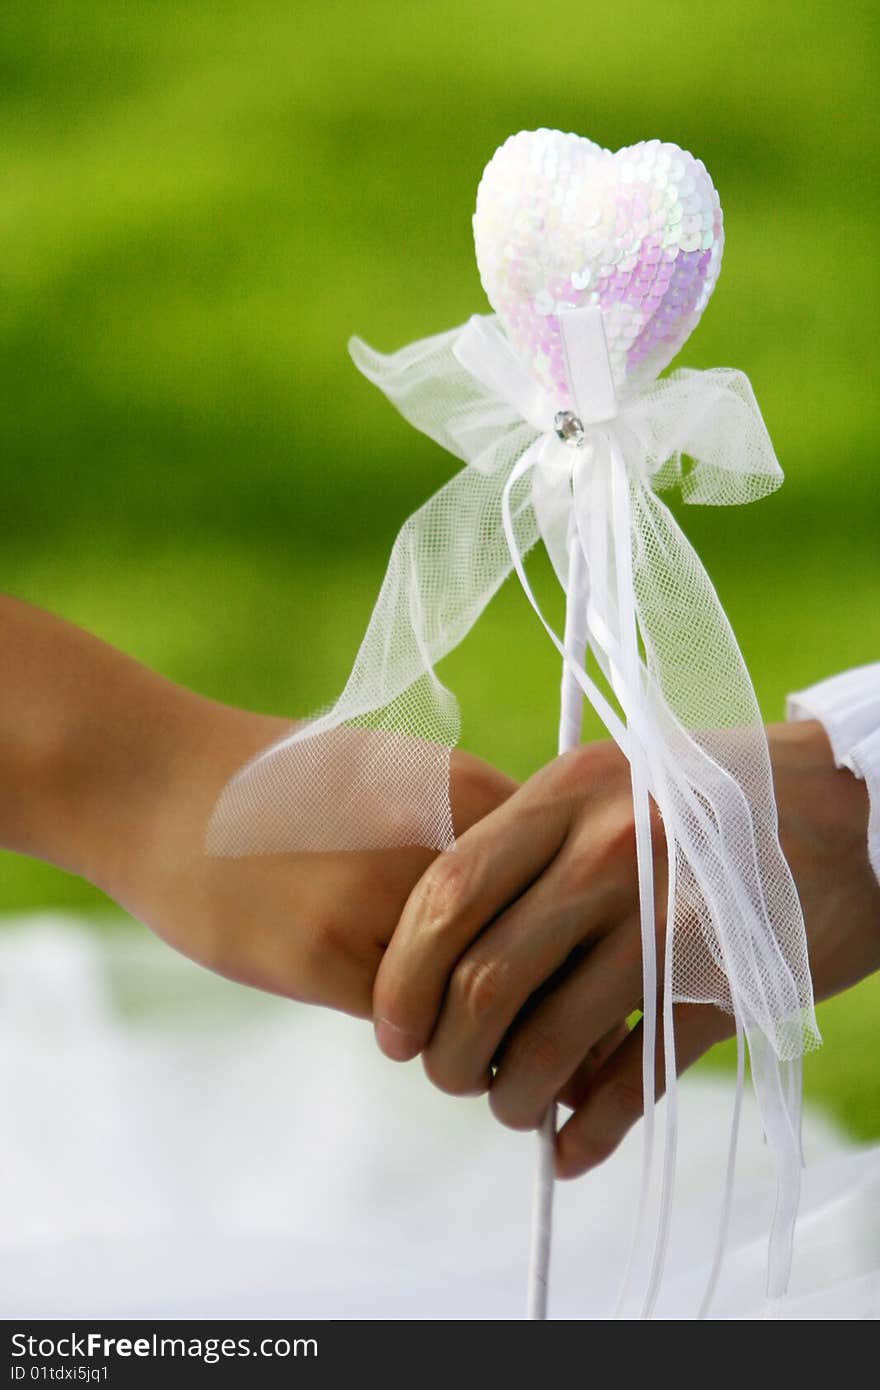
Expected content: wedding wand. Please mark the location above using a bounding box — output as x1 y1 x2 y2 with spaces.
208 130 819 1319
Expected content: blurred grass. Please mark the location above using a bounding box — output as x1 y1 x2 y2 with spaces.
0 1 878 1135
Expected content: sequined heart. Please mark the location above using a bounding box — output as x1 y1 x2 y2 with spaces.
473 129 723 405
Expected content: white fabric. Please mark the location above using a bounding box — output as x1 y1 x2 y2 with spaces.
1 916 877 1321
788 664 880 884
788 664 880 767
847 730 880 885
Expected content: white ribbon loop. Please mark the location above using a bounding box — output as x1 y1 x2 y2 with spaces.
453 315 557 435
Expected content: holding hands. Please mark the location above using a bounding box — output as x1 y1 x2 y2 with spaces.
3 594 878 1182
376 720 880 1177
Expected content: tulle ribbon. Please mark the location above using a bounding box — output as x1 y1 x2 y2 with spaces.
208 307 819 1311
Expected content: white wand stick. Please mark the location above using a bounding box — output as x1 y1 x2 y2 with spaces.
527 514 590 1320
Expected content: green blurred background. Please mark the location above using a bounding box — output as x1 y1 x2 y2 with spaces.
1 2 877 1133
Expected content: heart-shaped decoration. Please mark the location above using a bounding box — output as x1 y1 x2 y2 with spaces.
473 129 723 405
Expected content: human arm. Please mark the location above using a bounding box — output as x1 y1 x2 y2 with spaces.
0 593 516 1016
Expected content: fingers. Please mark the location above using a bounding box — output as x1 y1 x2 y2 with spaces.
556 1022 632 1109
419 785 666 1104
372 774 577 1061
418 871 628 1097
555 1002 733 1180
485 922 645 1128
373 744 644 1066
448 749 518 836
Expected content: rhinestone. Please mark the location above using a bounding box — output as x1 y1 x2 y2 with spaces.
554 410 585 446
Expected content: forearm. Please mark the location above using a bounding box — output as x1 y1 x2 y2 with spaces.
0 594 280 897
0 593 516 1016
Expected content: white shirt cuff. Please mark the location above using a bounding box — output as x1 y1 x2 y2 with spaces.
843 728 880 885
787 664 880 886
786 663 880 766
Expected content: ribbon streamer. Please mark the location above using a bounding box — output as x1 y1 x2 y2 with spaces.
208 308 820 1315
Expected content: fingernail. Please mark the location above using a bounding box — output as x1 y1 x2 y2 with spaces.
374 1018 421 1062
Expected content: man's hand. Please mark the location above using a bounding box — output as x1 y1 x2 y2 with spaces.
373 721 880 1177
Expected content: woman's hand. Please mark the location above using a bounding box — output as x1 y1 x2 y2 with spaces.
0 594 515 1018
373 720 880 1176
116 702 515 1019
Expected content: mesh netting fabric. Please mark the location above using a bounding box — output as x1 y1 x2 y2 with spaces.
207 327 539 856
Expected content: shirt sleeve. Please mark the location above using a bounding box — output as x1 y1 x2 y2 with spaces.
787 663 880 885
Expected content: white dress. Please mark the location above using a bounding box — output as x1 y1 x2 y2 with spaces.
0 914 877 1321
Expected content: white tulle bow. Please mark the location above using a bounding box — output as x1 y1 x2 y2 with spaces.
208 306 819 1308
